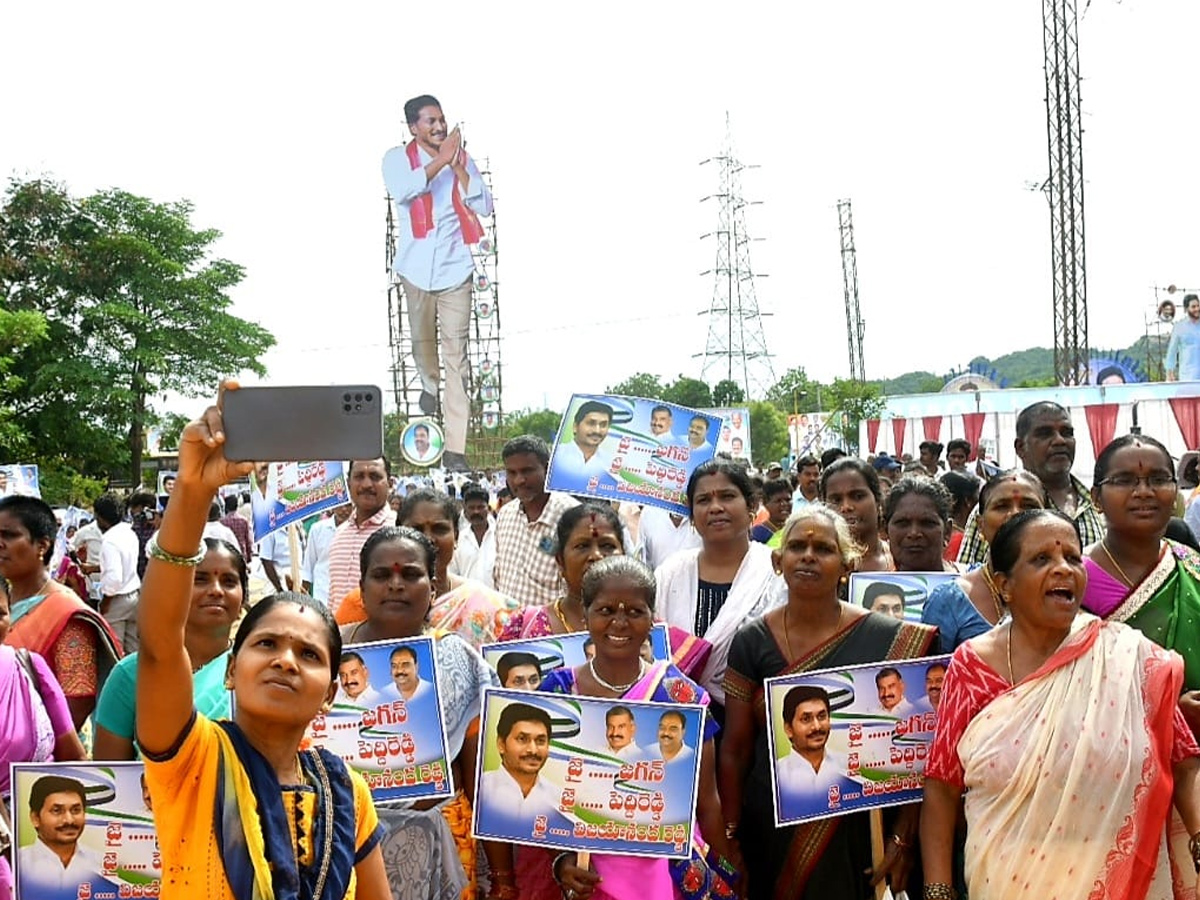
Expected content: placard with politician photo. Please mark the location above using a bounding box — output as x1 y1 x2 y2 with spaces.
471 688 704 858
302 635 454 803
12 762 157 900
847 571 959 624
764 654 950 826
546 394 723 516
479 623 671 689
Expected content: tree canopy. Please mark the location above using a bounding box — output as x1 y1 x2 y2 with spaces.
0 178 275 491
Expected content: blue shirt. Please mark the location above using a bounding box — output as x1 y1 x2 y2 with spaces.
1167 318 1200 380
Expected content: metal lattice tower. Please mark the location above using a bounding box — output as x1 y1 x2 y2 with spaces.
1043 0 1089 385
837 199 866 381
697 115 774 400
385 160 505 467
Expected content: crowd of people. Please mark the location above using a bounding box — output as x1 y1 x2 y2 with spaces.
5 393 1200 900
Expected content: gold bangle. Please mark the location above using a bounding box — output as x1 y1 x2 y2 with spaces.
147 534 206 567
724 821 739 839
924 884 956 900
891 833 910 849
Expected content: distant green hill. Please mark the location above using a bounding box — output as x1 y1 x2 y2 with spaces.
878 338 1162 395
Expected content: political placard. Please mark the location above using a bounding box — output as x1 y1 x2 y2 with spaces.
472 688 703 858
764 655 951 826
847 572 959 624
480 624 671 689
546 394 722 516
249 461 350 542
0 464 40 498
12 762 159 900
705 407 751 461
302 636 454 803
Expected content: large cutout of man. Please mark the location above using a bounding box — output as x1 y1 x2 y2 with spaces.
19 775 103 892
384 94 493 473
479 702 559 819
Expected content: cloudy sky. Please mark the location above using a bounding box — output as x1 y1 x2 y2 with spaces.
5 0 1196 417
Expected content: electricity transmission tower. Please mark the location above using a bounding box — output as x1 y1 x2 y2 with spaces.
1043 0 1089 384
837 199 866 381
697 115 775 400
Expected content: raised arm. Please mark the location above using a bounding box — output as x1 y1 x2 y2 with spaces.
136 390 253 756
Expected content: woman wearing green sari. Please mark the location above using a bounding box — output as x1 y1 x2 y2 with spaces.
1081 433 1200 733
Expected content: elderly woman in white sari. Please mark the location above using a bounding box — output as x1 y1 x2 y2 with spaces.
921 509 1200 900
656 460 783 718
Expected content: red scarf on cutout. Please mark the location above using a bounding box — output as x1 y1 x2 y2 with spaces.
405 141 484 244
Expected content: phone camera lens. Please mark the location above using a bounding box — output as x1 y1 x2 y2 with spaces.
366 392 373 402
355 393 363 402
343 404 351 412
343 393 351 402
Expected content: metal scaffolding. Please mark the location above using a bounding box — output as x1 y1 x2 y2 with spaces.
697 115 775 400
1043 0 1089 385
837 199 867 382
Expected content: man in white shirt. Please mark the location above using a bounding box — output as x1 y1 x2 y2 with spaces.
654 710 693 765
302 503 352 604
478 702 560 821
686 415 714 457
378 646 431 703
873 667 917 718
449 484 495 585
554 401 615 479
18 775 104 893
384 94 493 473
605 706 642 760
94 494 141 653
791 455 822 512
916 662 947 712
776 686 846 802
203 499 239 547
637 507 702 570
335 651 384 708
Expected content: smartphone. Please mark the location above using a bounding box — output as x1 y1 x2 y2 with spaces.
222 385 384 462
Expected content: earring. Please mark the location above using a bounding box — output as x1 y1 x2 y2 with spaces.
224 678 234 690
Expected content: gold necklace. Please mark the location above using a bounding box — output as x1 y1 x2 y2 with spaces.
782 606 794 661
554 598 584 632
1099 539 1137 589
979 563 1005 623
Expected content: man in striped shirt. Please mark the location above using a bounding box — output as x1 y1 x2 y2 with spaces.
326 457 397 612
956 400 1103 566
493 435 577 607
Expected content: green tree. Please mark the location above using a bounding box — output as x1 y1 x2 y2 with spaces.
712 379 746 406
0 178 275 484
606 372 665 399
662 376 713 410
823 379 886 453
765 366 815 414
505 408 562 443
0 306 47 453
747 401 789 465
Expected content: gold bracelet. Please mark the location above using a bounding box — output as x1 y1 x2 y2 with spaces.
924 884 956 900
891 833 910 850
147 534 206 567
724 821 739 839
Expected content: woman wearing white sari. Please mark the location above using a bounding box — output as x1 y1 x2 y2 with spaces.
656 460 783 715
921 509 1200 900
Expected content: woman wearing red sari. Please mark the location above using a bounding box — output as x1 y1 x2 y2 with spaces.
720 506 936 899
922 509 1200 900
